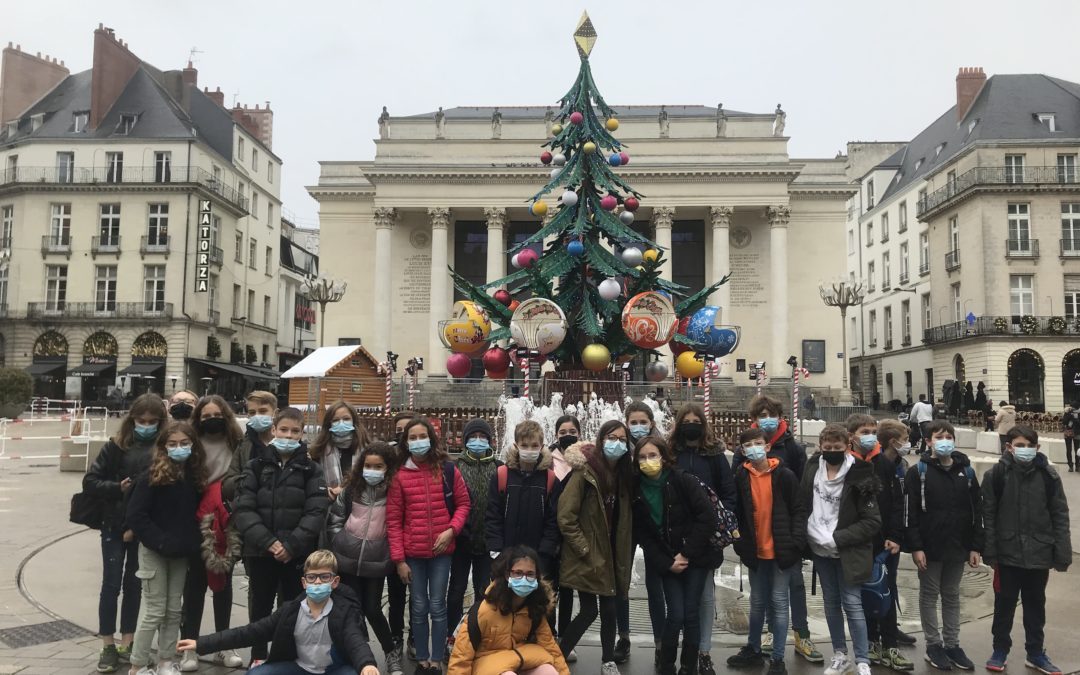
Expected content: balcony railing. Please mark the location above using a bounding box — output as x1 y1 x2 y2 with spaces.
919 261 930 277
923 315 1080 344
899 271 910 286
945 249 961 271
26 301 173 320
91 235 121 255
209 246 224 266
881 231 889 244
0 235 11 250
0 166 249 213
1006 238 1039 259
140 235 170 255
41 235 70 255
882 278 892 291
1062 238 1080 257
868 339 878 348
902 334 912 347
884 339 894 350
918 165 1080 216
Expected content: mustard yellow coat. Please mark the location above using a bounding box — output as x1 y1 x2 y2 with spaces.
447 595 569 675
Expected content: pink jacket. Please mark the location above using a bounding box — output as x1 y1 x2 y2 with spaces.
387 459 471 562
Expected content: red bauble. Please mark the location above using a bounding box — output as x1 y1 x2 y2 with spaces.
482 347 511 373
624 197 640 212
569 111 584 125
485 369 508 380
619 152 630 165
446 353 472 378
508 299 521 311
600 195 618 211
517 248 539 268
671 316 692 356
540 151 553 165
494 289 512 306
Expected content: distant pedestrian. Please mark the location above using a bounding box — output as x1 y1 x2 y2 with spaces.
994 402 1016 454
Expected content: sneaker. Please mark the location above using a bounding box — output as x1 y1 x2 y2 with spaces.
1024 653 1062 675
566 649 577 663
727 646 766 669
601 661 620 675
824 651 851 675
985 650 1008 672
386 645 404 675
896 631 918 646
947 647 975 671
216 651 243 669
762 631 774 650
699 653 717 675
768 659 788 675
869 642 883 665
116 645 132 663
132 667 155 675
97 645 120 673
883 648 915 672
794 634 824 663
614 636 631 664
179 650 199 672
926 645 954 671
857 663 872 675
157 662 180 675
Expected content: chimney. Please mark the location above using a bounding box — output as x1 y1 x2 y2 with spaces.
90 26 142 130
204 86 225 107
232 101 274 149
0 43 70 125
182 60 198 87
956 67 986 122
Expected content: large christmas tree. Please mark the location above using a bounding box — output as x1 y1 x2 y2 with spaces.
450 13 725 371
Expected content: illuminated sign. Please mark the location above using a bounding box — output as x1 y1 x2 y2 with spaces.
195 199 211 292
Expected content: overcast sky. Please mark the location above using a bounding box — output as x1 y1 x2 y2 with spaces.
7 0 1080 227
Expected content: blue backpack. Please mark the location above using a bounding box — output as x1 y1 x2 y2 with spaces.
861 550 892 619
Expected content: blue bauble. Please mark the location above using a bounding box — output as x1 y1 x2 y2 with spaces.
608 153 622 167
567 240 585 257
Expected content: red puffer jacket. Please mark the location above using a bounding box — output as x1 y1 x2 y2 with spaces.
387 458 471 562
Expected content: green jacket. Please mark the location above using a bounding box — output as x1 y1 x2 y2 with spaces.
982 452 1071 570
556 442 633 597
455 449 500 555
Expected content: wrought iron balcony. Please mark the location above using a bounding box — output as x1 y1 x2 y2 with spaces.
26 301 173 320
0 235 11 250
41 235 70 255
902 334 912 347
899 271 910 286
209 246 224 266
1005 238 1039 259
882 278 892 291
881 231 889 244
945 249 960 272
1062 238 1080 257
918 165 1080 217
140 235 170 255
91 235 121 256
919 262 930 277
884 339 894 350
923 315 1080 344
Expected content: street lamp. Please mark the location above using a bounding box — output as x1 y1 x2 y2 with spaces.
819 279 865 395
302 276 348 347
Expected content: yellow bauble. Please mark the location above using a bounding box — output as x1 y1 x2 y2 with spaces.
583 141 597 154
581 344 612 371
643 249 659 263
551 123 563 135
531 201 548 217
606 118 619 131
676 351 705 378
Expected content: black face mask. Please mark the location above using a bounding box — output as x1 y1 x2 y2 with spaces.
679 422 704 441
198 417 228 436
822 451 847 466
170 402 193 420
558 435 578 450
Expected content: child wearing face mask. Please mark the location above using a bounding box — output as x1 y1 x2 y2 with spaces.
222 390 279 504
326 442 402 675
309 401 371 499
125 422 207 675
549 415 581 483
903 420 982 672
232 407 330 664
981 426 1071 675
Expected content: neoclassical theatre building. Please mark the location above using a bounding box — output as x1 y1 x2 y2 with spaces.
308 105 855 390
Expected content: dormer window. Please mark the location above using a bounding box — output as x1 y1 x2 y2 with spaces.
914 158 924 171
4 121 16 138
30 113 45 132
73 112 89 133
117 113 138 135
967 118 979 135
1036 113 1056 132
935 143 946 158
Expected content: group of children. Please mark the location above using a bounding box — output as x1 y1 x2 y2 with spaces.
83 389 1072 675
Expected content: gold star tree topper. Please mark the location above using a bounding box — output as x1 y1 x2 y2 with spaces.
574 11 597 59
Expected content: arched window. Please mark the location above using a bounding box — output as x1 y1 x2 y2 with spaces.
132 331 167 360
1008 348 1045 412
1062 349 1080 408
33 330 69 358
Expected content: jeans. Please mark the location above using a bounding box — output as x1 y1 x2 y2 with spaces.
343 573 395 653
748 562 793 662
919 560 964 648
814 555 870 664
180 552 233 640
1065 436 1076 469
559 591 618 662
407 555 452 662
131 545 188 668
386 572 407 643
765 561 810 635
867 552 900 648
642 563 667 642
699 570 716 651
659 566 708 672
991 565 1049 656
245 556 304 660
446 548 492 634
98 529 141 636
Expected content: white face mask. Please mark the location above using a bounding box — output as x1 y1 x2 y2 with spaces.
896 442 912 457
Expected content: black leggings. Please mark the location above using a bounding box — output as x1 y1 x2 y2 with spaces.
180 554 233 640
343 573 395 653
386 572 407 643
559 590 617 662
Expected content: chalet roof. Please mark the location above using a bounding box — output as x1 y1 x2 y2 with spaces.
281 345 379 379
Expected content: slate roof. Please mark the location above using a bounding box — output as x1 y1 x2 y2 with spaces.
403 104 757 119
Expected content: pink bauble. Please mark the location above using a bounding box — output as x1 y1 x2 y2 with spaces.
569 111 584 125
619 152 629 165
600 195 618 211
482 347 511 373
447 353 472 378
624 197 640 212
518 248 539 268
540 151 553 165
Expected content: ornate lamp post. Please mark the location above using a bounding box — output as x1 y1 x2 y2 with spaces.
302 276 348 347
819 280 865 396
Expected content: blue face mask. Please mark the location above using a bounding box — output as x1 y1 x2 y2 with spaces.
167 445 192 463
508 576 538 598
1013 446 1037 463
330 420 354 437
248 415 273 432
933 439 956 457
271 437 301 454
629 424 651 439
603 439 628 460
466 438 490 454
305 582 332 602
758 417 779 433
408 439 431 456
859 434 878 451
362 469 385 485
134 423 158 442
744 445 767 462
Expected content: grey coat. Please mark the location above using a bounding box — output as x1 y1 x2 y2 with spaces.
982 452 1071 570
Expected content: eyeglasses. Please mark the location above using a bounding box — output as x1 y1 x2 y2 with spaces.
303 573 335 583
604 434 627 442
508 570 537 580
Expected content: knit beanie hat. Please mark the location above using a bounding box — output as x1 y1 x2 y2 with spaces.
462 418 493 442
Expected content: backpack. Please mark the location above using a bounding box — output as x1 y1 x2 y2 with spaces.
465 599 542 651
685 473 740 568
860 550 892 619
915 461 975 512
69 446 119 529
496 464 556 495
991 463 1055 503
442 461 471 540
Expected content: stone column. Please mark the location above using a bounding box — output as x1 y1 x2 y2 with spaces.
428 207 451 377
710 206 734 378
373 207 396 358
768 205 791 379
484 207 507 291
651 206 675 280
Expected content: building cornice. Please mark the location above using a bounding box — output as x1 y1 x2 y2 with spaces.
357 166 802 185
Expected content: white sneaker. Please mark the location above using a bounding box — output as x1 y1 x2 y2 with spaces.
179 651 199 672
601 661 620 675
824 651 851 675
856 663 872 675
215 651 243 669
131 667 155 675
762 631 774 650
157 663 180 675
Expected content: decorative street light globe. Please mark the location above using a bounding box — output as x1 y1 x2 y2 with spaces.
302 276 348 347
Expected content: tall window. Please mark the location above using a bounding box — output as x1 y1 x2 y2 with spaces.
1009 275 1034 317
866 220 874 244
882 252 891 288
263 295 271 325
148 204 169 245
867 261 876 292
946 170 957 193
0 266 8 310
1062 203 1080 254
1007 203 1031 253
1 205 12 248
252 192 259 220
847 229 854 254
1004 154 1025 184
154 151 171 182
1065 276 1080 319
898 201 908 232
671 220 706 294
55 152 74 183
265 246 273 274
72 111 88 133
949 216 960 252
143 266 166 312
105 151 123 183
866 178 875 209
267 203 274 225
211 215 221 247
881 212 889 242
45 265 67 311
901 300 911 344
1058 154 1076 183
209 274 218 319
869 310 878 346
95 265 117 312
252 148 258 170
247 290 255 321
900 242 910 282
238 137 245 158
921 292 932 330
952 283 962 322
249 237 257 269
295 295 313 331
232 284 242 319
884 306 893 347
234 232 244 262
919 232 930 273
267 161 274 183
99 204 120 245
50 203 71 244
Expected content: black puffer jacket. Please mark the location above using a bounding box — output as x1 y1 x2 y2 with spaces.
484 445 560 561
732 460 806 570
632 468 716 572
734 421 808 479
232 447 329 558
222 428 272 503
83 439 156 533
194 584 375 669
904 452 983 562
125 472 202 558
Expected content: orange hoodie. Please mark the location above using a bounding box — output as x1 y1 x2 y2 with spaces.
745 457 780 560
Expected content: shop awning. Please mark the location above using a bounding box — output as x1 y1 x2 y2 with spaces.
187 358 280 382
26 362 66 377
70 362 117 377
118 362 165 376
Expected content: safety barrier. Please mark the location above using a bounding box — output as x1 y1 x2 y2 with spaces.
26 397 81 423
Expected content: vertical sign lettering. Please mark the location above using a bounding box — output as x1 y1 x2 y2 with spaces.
195 199 211 292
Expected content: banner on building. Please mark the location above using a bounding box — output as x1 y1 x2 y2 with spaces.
195 199 211 292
